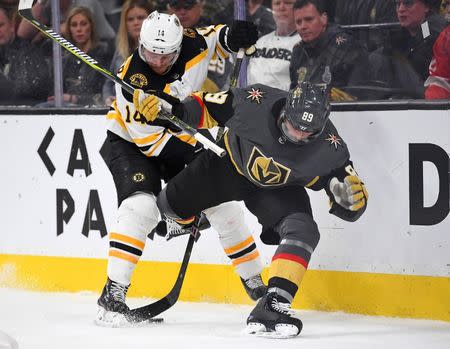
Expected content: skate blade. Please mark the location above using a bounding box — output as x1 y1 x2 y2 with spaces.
94 307 163 328
245 322 300 339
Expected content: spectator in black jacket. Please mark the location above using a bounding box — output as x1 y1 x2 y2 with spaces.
289 0 370 101
369 0 447 98
0 6 50 106
332 0 397 52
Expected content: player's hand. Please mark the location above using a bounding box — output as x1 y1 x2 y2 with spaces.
226 20 258 52
329 175 368 211
133 89 160 122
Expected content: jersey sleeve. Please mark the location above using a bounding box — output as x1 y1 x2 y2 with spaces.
106 56 196 157
179 89 236 129
163 25 231 100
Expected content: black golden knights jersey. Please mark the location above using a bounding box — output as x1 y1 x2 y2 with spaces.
106 25 230 157
181 84 355 190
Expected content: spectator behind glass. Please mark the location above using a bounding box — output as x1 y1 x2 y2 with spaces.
167 0 211 27
102 0 153 105
369 0 447 98
214 0 276 38
0 6 50 106
167 0 233 92
17 0 115 46
247 0 300 90
42 6 111 107
332 0 397 52
424 24 450 98
289 0 370 101
442 0 450 21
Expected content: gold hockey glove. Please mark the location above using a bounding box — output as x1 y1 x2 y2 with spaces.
133 89 160 122
329 175 368 211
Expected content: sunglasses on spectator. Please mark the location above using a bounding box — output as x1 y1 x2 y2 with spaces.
395 0 416 8
171 4 196 10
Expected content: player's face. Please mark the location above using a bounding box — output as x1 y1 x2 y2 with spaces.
272 0 295 28
294 3 327 43
0 10 15 46
126 6 149 42
280 118 313 143
396 0 429 33
141 48 177 74
69 13 92 48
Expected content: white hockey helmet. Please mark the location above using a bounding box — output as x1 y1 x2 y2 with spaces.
138 11 183 64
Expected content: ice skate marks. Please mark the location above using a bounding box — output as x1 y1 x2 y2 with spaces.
245 322 300 339
95 307 163 328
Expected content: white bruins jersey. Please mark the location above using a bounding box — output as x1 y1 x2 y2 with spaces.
247 31 300 91
106 25 230 157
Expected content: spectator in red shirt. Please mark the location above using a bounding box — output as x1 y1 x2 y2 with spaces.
424 24 450 99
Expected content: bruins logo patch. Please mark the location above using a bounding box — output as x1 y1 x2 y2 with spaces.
130 73 148 88
183 28 196 38
247 147 290 186
132 172 146 183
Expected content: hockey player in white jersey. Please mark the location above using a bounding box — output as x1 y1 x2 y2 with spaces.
247 0 300 90
96 11 263 327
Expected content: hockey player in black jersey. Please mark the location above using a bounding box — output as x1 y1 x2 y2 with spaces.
133 81 369 338
96 11 264 327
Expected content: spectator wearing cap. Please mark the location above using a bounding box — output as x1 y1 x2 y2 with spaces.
369 0 447 98
167 0 212 28
0 6 50 105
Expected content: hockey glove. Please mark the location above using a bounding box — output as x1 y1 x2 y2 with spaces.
226 20 258 53
133 89 160 122
328 175 368 222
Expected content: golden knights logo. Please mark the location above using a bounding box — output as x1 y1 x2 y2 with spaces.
130 73 148 88
247 147 291 186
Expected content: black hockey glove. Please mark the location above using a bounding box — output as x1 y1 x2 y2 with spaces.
226 20 258 53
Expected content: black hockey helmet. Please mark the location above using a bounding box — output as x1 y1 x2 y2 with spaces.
278 81 330 145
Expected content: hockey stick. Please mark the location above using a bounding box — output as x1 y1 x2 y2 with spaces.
215 0 255 142
18 0 225 158
126 232 197 322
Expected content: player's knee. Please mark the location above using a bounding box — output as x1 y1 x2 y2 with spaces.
119 192 159 228
156 188 182 219
278 212 320 250
204 202 245 234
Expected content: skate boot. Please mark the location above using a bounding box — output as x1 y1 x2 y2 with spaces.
95 278 130 327
240 274 267 301
245 292 303 338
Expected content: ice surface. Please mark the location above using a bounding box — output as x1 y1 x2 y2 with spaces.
0 288 449 349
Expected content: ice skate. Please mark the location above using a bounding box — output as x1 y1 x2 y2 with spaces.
95 278 131 327
245 292 303 338
240 274 267 301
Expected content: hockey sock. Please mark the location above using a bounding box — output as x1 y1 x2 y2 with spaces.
107 193 159 286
